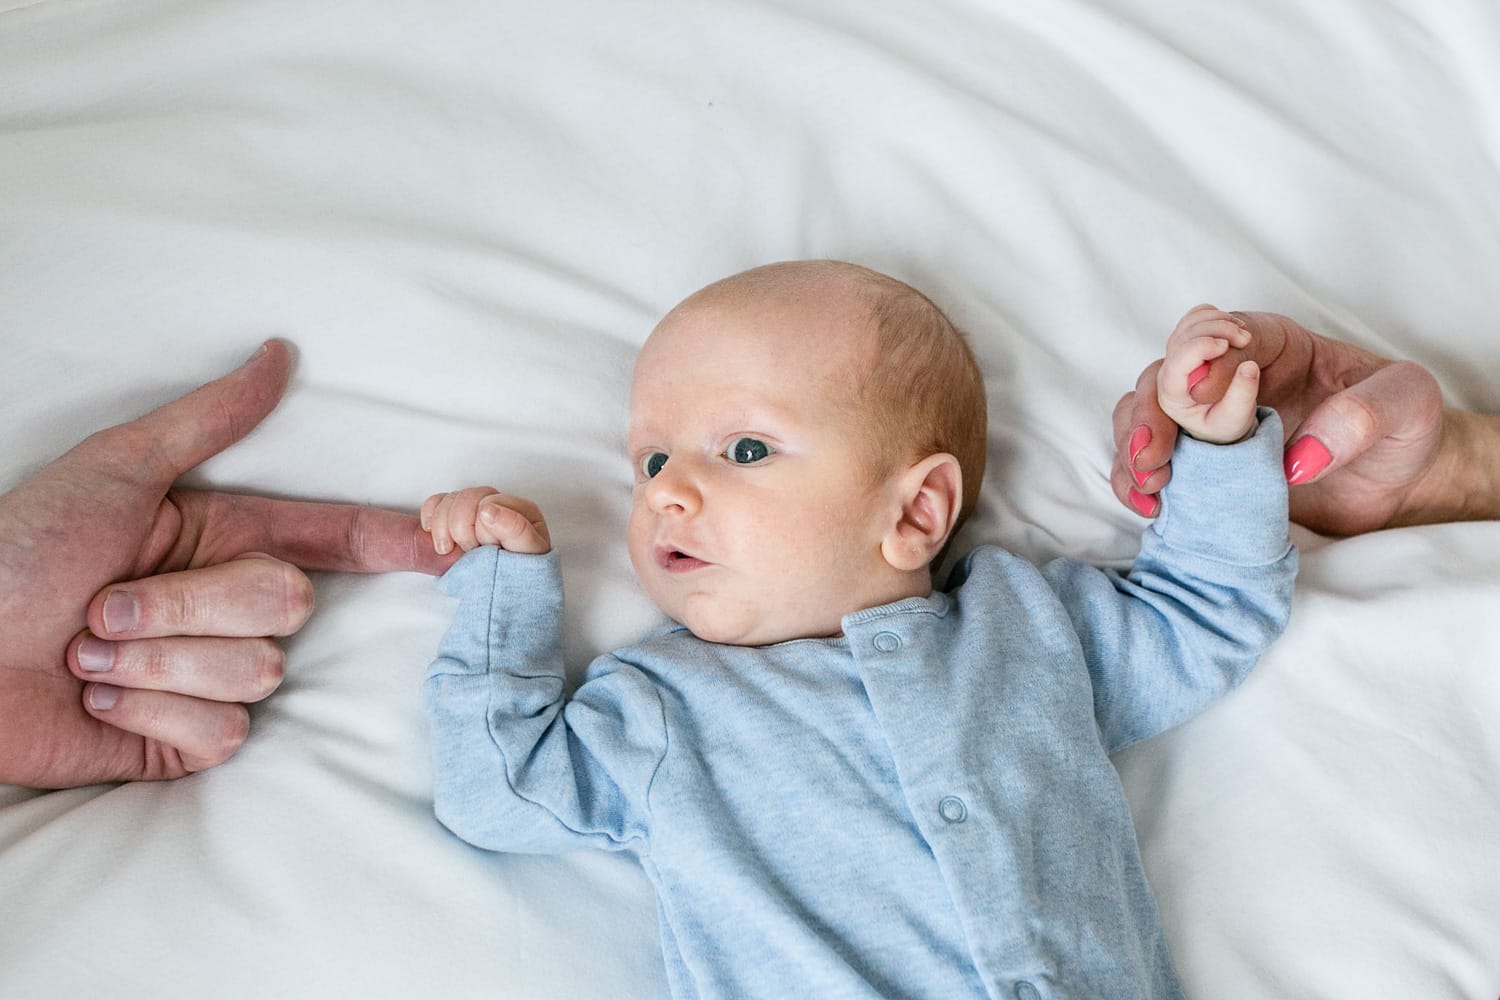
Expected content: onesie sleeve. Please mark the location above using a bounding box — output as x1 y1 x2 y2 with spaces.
424 546 667 854
1040 408 1297 753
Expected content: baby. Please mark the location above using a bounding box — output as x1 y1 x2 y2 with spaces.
421 261 1294 999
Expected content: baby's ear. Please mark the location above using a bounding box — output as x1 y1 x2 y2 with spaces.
881 454 962 573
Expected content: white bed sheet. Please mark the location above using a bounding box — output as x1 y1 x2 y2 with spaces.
2 0 1498 996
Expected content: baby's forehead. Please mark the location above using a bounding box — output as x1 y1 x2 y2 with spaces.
629 317 873 434
639 283 875 366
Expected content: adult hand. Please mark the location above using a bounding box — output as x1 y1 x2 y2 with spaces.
1111 310 1488 536
0 342 457 789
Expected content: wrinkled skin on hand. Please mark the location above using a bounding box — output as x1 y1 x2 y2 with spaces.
0 342 456 788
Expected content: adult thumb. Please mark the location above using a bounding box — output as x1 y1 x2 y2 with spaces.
1282 360 1442 485
85 340 293 487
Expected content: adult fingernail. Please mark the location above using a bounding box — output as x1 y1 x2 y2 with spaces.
245 342 269 365
1128 488 1159 518
1129 425 1151 465
89 684 122 711
77 636 116 672
1128 426 1153 486
1187 362 1210 393
1284 436 1333 485
102 591 140 634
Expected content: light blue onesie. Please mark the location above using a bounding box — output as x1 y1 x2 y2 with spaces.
425 410 1295 999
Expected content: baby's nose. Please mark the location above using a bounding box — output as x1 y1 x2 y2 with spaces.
646 463 701 514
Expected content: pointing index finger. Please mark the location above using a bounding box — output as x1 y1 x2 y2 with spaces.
172 490 463 576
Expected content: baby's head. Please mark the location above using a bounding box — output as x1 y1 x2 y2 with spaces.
627 260 986 646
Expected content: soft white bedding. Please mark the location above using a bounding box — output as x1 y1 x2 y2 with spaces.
2 1 1498 997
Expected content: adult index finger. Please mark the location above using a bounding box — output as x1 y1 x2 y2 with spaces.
172 490 463 576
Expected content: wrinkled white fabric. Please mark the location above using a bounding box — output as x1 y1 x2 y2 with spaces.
2 1 1498 998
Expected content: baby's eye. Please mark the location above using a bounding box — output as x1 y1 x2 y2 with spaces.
724 437 772 465
641 452 668 479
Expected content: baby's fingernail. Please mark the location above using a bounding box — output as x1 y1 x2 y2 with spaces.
1128 488 1159 518
1284 436 1333 485
89 684 122 711
102 590 140 634
481 507 498 523
77 637 116 672
1187 362 1210 393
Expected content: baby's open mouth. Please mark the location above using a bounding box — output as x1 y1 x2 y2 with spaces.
657 546 709 572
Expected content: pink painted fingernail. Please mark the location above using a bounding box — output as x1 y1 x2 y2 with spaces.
102 591 140 634
89 684 122 711
1284 436 1333 485
77 636 116 672
1128 426 1153 486
1187 362 1210 393
1129 425 1151 464
1128 488 1159 518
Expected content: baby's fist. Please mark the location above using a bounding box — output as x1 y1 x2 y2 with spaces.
420 487 552 556
1158 305 1260 444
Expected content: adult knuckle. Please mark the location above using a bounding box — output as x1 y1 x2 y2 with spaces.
215 707 251 761
1389 360 1443 408
140 642 174 686
1331 391 1380 441
268 563 315 635
343 509 364 568
135 696 168 738
1111 393 1135 436
161 583 199 631
251 639 286 699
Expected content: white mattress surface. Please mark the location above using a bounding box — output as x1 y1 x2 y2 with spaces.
2 1 1498 997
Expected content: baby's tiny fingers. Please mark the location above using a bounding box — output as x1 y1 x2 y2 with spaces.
1182 312 1251 347
1206 360 1262 443
1170 304 1251 352
430 492 459 555
475 495 552 555
1160 337 1230 404
420 493 447 532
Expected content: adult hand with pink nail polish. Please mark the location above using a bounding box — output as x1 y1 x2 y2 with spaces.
1110 310 1495 535
0 342 459 789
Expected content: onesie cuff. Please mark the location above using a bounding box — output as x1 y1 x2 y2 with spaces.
432 546 565 677
437 545 561 599
1150 407 1291 565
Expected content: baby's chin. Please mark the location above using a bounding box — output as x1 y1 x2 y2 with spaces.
671 599 840 648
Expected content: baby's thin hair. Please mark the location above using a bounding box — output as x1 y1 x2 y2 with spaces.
844 265 988 531
692 260 988 530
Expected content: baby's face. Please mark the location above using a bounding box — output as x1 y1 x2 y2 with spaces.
626 288 913 646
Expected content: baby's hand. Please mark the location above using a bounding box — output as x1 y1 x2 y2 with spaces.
1157 304 1261 444
420 487 552 556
